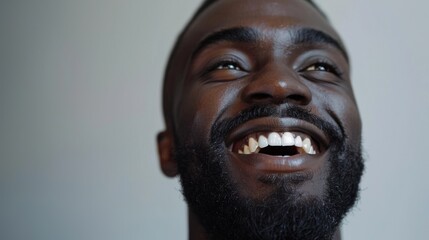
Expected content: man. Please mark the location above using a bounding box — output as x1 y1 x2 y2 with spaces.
157 0 364 239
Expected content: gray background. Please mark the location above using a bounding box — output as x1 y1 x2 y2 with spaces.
1 0 428 239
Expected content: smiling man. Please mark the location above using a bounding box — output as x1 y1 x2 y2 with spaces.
157 0 364 239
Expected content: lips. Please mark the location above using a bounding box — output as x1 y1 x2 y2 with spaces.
226 117 329 172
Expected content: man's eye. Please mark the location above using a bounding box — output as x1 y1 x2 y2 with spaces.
201 59 248 82
305 63 334 73
215 61 242 71
304 63 341 76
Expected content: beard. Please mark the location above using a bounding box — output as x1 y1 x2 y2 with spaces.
174 104 364 240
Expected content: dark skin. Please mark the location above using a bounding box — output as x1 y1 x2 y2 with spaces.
158 0 361 239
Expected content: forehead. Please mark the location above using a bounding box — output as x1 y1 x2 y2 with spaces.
181 0 342 52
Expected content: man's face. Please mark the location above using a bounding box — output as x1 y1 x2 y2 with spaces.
160 0 363 239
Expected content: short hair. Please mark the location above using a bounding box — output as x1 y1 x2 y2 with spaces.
162 0 327 129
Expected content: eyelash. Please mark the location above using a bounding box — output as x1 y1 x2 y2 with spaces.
209 59 243 72
205 58 343 78
199 58 247 81
303 59 344 77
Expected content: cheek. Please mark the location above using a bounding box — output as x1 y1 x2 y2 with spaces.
340 100 362 146
318 88 362 146
175 82 241 144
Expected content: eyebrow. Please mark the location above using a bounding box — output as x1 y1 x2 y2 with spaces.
192 27 349 62
192 27 260 58
292 28 349 62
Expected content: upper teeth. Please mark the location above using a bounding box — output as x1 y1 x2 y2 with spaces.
237 132 316 155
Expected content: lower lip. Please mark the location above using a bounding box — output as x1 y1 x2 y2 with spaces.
230 152 324 173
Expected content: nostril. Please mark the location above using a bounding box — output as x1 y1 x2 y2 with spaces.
287 94 310 104
247 93 309 105
248 93 272 101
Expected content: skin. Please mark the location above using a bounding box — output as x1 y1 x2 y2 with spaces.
158 0 361 239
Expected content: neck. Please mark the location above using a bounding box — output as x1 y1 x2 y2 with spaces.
188 209 342 240
188 210 209 240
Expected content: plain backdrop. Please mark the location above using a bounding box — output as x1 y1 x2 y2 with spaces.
1 0 428 239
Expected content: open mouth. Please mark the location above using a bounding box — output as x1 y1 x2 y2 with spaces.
232 131 317 157
225 117 328 172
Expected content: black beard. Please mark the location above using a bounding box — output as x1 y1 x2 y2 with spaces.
175 105 364 240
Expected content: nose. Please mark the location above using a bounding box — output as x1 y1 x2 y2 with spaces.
241 64 312 106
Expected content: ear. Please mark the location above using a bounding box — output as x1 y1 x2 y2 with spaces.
157 130 178 177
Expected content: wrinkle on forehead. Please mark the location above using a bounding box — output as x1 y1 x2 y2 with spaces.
182 0 342 62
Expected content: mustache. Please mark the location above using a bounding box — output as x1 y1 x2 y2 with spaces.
210 104 343 145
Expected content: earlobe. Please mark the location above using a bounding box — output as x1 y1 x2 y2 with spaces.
157 130 178 177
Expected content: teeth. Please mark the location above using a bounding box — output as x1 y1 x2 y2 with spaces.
243 145 251 154
258 135 269 148
294 136 303 147
268 132 282 146
248 137 258 152
310 146 315 155
282 132 295 146
238 132 317 155
302 138 312 154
